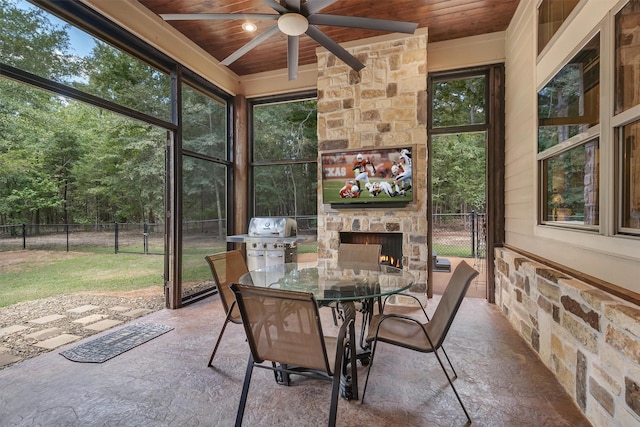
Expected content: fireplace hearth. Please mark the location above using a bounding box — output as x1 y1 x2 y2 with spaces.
340 232 403 268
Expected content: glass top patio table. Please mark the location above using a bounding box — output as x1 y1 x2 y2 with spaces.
238 261 415 302
239 261 414 401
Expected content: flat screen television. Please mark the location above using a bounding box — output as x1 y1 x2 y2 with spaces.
321 145 414 208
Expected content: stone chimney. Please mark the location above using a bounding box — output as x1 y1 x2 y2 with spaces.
316 33 428 290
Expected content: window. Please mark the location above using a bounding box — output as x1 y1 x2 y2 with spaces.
431 76 486 127
538 35 600 152
182 84 228 159
541 138 599 226
538 0 579 54
538 34 600 229
0 0 172 122
615 1 640 235
1 0 233 307
181 82 230 300
251 96 318 231
615 0 640 114
619 121 640 232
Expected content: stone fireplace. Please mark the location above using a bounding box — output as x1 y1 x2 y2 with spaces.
340 232 403 268
316 33 429 292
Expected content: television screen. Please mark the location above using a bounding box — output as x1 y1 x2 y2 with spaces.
321 146 414 207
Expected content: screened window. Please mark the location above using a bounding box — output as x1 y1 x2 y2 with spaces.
253 99 318 161
1 0 233 307
432 76 486 128
182 84 227 159
0 0 172 122
252 97 318 223
180 79 230 301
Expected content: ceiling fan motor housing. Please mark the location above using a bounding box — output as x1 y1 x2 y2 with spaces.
278 13 309 36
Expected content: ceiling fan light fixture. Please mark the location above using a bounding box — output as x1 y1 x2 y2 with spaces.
278 13 308 36
241 22 257 32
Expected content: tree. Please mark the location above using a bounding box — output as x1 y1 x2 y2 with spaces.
432 133 486 214
253 100 318 217
0 0 83 224
431 76 487 215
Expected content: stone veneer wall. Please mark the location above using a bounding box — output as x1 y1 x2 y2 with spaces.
495 248 640 426
316 34 428 291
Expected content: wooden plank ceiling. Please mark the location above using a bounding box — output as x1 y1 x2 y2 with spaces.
137 0 520 76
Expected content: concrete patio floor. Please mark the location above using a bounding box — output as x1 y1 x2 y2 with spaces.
0 291 591 426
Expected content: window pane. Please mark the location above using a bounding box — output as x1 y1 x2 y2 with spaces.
182 156 228 299
615 0 640 115
537 0 579 54
620 120 640 231
182 84 227 158
254 164 318 217
253 99 318 161
542 139 599 226
0 77 167 226
538 35 600 152
1 0 171 121
432 77 486 128
431 132 487 213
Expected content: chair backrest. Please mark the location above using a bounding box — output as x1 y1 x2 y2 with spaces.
425 260 478 349
205 250 248 319
230 283 334 374
338 243 382 265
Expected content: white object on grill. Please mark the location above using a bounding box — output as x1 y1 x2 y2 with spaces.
248 217 297 237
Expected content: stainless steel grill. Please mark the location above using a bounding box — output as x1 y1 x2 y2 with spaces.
227 217 301 271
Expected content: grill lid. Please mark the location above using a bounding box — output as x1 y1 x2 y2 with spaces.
248 217 297 237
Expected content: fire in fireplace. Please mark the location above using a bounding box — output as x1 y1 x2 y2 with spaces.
339 232 403 268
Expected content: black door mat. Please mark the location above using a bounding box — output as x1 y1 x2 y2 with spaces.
60 323 174 363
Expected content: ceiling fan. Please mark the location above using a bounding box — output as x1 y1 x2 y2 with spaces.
160 0 418 80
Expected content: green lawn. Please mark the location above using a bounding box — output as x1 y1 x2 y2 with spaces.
432 244 474 258
0 251 168 307
1 243 319 308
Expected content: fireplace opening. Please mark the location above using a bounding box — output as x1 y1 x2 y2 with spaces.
340 232 403 268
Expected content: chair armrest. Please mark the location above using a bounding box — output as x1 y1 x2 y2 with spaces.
371 313 437 349
382 292 429 320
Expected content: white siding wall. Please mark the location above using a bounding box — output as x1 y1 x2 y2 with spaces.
505 0 538 250
505 0 640 293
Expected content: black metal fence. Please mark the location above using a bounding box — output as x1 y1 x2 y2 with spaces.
0 222 167 254
2 214 475 258
432 211 486 259
0 217 319 255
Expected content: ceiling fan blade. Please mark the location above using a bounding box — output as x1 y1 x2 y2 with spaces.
308 14 418 34
301 0 339 16
220 25 280 66
262 0 288 14
284 0 302 12
160 13 277 21
305 25 365 72
287 35 299 80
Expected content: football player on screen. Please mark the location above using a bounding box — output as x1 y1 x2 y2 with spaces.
339 180 361 198
352 153 376 190
365 181 395 197
393 148 412 195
